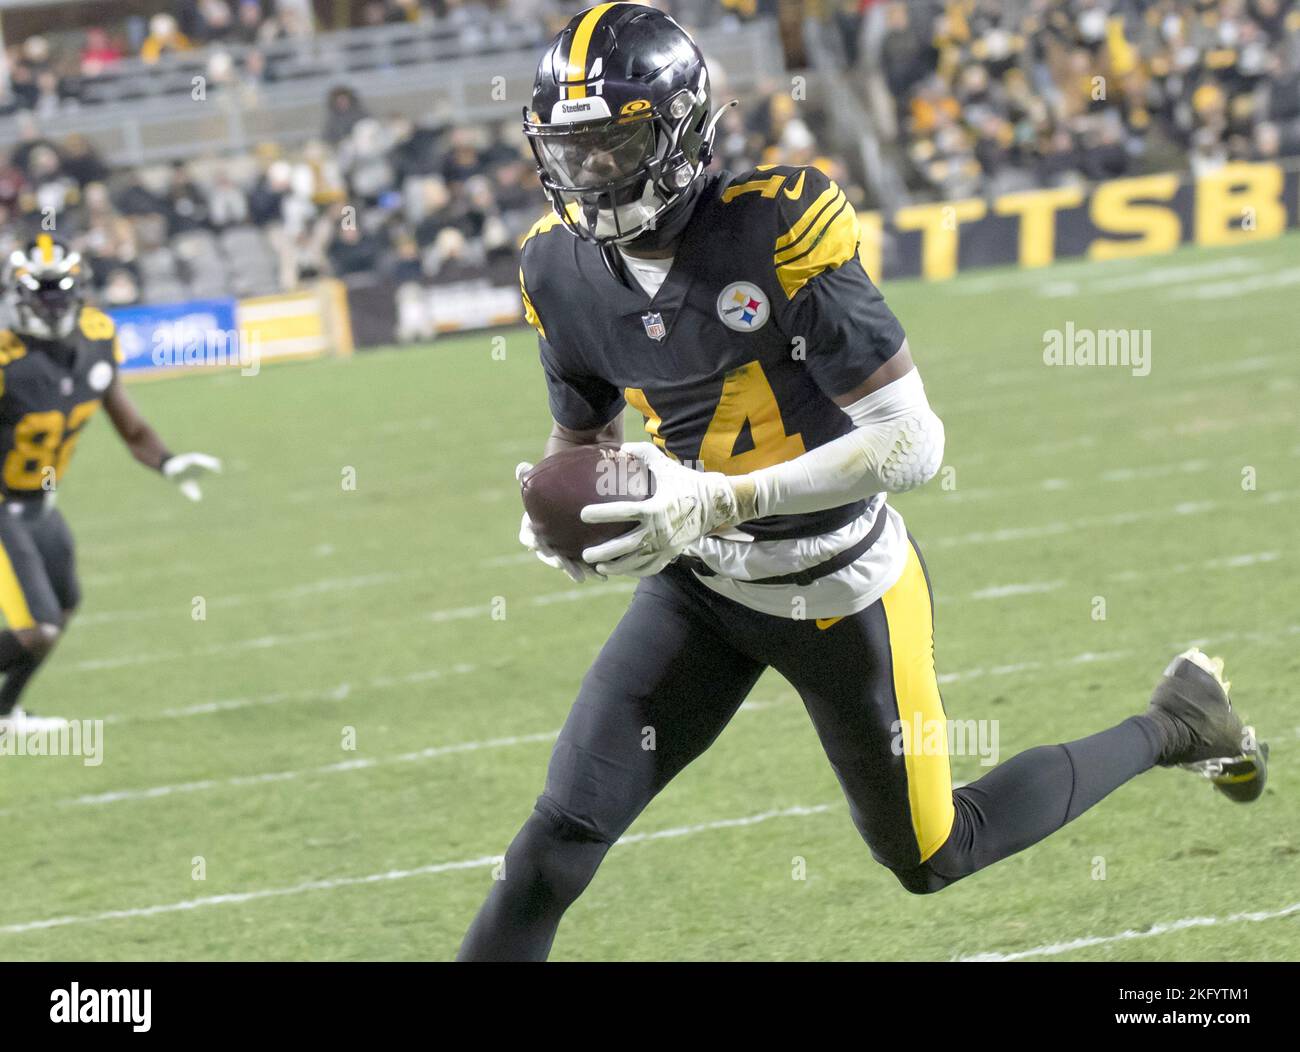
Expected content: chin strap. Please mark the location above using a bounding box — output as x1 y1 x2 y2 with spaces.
627 98 737 251
620 175 707 255
599 244 628 285
699 99 738 168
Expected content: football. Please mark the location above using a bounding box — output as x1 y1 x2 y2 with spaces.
520 445 654 561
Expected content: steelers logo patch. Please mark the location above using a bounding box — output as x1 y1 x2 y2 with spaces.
716 282 769 333
88 360 113 392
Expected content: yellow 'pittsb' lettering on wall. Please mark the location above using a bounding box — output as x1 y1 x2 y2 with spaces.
993 186 1085 268
1194 161 1287 245
1088 173 1182 260
893 198 988 281
864 160 1297 282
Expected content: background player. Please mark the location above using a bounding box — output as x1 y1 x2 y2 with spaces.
0 235 220 733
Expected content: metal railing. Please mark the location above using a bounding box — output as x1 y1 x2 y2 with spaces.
0 19 786 166
800 12 909 211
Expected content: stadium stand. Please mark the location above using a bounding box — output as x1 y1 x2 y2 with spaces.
852 0 1300 199
0 3 796 330
0 0 1296 340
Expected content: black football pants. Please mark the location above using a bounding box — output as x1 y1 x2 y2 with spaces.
0 502 80 715
458 539 1161 960
0 503 81 630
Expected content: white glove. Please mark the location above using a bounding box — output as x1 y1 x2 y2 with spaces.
162 452 222 502
579 443 739 577
516 462 602 583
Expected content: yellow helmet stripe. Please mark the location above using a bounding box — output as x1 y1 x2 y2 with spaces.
36 233 55 265
565 3 618 100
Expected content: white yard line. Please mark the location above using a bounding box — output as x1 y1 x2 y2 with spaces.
954 550 1279 598
74 572 405 628
4 792 1293 961
61 584 638 673
101 664 477 724
0 803 827 936
934 490 1296 549
941 622 1300 686
68 414 1296 586
0 856 505 936
56 544 1287 714
1037 257 1263 298
69 626 358 673
69 400 1298 566
37 731 561 811
969 580 1065 600
1165 266 1300 300
2 693 792 813
957 902 1300 962
20 621 1298 814
615 804 833 845
937 254 1196 296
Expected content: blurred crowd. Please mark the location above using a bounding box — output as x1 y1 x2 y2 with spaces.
0 0 1296 317
0 1 725 116
0 76 834 310
0 3 317 115
874 0 1300 199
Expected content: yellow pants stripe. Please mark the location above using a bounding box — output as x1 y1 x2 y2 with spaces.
881 543 954 862
0 537 35 630
566 3 617 99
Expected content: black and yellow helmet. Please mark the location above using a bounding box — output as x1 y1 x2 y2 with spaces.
5 234 87 340
523 3 730 247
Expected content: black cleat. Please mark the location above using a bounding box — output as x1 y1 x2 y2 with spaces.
1194 743 1269 804
1145 649 1268 803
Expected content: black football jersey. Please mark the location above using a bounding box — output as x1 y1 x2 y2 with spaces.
519 164 906 541
0 306 120 499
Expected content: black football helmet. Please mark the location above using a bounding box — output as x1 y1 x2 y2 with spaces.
524 3 731 249
5 234 86 340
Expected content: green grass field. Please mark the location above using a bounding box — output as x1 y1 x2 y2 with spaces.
0 232 1297 961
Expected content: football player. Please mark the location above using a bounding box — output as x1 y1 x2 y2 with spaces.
0 235 220 733
458 4 1269 960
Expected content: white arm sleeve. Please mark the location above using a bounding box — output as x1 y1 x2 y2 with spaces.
731 369 944 521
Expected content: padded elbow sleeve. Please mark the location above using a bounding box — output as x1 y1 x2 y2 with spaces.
842 370 945 494
739 369 945 518
878 407 945 493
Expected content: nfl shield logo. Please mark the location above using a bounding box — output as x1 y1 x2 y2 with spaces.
641 312 666 342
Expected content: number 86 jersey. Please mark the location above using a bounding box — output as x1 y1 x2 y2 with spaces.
0 306 120 500
519 164 912 616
